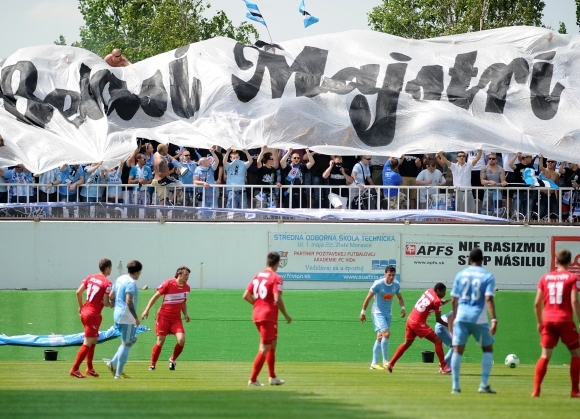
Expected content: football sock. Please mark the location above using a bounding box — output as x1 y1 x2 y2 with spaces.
266 348 276 378
250 352 267 382
444 347 453 365
480 352 493 388
570 356 580 393
86 344 95 370
371 340 381 365
389 343 407 367
72 344 89 371
172 343 184 361
380 338 389 364
116 345 131 376
451 352 462 390
533 357 549 394
111 344 123 368
151 344 162 366
434 340 446 367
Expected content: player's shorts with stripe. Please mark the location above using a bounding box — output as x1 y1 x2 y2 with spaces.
156 315 185 337
81 313 102 339
452 321 494 347
372 312 392 333
116 323 137 344
255 321 278 345
405 321 436 342
541 321 580 350
435 323 452 347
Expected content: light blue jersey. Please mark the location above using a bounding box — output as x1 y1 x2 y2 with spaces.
112 274 138 325
225 160 248 192
451 266 495 324
370 279 401 315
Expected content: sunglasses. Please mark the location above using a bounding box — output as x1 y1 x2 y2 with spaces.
113 55 122 58
457 155 466 158
487 157 496 160
362 158 371 161
183 154 191 157
547 161 556 163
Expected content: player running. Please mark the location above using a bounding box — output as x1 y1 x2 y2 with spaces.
69 259 113 378
141 266 191 371
532 249 580 398
360 265 405 370
386 283 450 374
243 252 292 386
449 248 498 394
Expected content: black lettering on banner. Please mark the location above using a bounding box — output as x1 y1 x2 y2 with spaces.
320 64 380 95
170 45 201 118
405 65 444 100
530 52 564 120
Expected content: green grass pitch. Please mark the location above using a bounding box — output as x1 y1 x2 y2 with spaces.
0 289 578 418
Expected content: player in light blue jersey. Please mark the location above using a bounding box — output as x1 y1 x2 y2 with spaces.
449 248 498 394
106 260 143 379
360 266 406 370
435 310 454 366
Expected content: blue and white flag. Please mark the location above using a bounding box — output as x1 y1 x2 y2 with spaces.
299 0 319 28
244 0 267 27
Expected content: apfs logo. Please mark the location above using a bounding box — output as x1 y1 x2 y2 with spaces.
372 259 397 270
277 251 289 268
405 244 416 256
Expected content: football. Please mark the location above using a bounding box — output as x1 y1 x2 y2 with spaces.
505 354 520 368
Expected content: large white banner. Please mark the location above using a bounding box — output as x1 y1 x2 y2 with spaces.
1 26 579 173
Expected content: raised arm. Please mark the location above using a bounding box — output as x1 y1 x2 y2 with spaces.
223 148 231 169
471 149 483 167
304 149 315 169
438 151 451 168
280 149 292 169
509 153 520 171
243 149 253 168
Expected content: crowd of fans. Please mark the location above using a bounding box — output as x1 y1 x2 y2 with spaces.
1 140 579 221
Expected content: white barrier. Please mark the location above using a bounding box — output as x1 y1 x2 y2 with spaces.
1 220 579 291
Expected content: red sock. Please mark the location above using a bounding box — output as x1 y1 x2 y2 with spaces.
151 344 162 366
533 357 549 394
250 352 267 382
86 345 95 370
389 343 408 367
72 344 90 371
571 356 580 393
434 340 446 367
171 343 184 361
266 349 276 378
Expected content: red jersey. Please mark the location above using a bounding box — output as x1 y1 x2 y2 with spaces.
156 279 191 320
81 274 112 316
246 269 283 322
538 270 579 323
408 288 442 324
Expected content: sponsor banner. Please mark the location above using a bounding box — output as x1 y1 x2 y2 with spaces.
403 235 548 285
269 232 399 281
550 236 580 276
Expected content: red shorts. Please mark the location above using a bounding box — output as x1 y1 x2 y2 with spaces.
255 321 278 345
405 321 437 342
156 316 185 337
81 313 102 339
541 321 580 350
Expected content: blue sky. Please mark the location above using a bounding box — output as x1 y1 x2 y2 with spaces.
0 0 577 58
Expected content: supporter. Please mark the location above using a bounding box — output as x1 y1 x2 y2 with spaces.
80 162 104 203
224 149 252 210
141 142 155 173
280 148 314 208
196 146 225 206
308 151 330 209
35 167 61 204
397 154 422 209
480 153 507 216
370 156 389 186
104 48 132 67
438 150 482 213
559 162 580 187
509 153 537 219
0 164 36 203
105 164 124 214
416 159 447 209
381 158 404 209
0 167 7 204
59 164 84 203
351 155 376 210
176 150 197 206
537 155 561 220
468 150 486 208
193 148 220 218
323 155 354 209
153 144 181 205
254 148 281 209
129 154 154 208
245 148 262 207
559 161 580 220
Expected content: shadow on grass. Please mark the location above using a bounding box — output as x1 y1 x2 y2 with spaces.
1 390 410 419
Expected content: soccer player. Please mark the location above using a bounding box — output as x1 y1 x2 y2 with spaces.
386 283 450 374
449 248 497 394
141 266 191 371
360 265 405 370
243 252 292 386
435 310 454 366
106 260 143 379
532 249 580 398
69 259 113 378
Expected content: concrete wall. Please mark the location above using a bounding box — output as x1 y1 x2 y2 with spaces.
0 220 578 290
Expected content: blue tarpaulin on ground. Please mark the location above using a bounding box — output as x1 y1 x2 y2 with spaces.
0 325 150 346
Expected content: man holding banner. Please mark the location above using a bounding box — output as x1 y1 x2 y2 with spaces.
438 150 482 213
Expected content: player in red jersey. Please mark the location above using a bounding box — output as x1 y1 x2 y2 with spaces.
386 283 450 373
243 252 292 386
141 266 191 371
532 249 580 397
69 259 113 378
